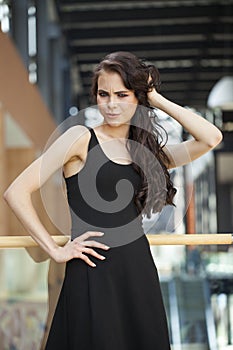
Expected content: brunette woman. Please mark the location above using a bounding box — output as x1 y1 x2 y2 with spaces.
4 52 222 350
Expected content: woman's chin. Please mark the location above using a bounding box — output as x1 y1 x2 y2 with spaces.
103 117 122 127
105 120 130 128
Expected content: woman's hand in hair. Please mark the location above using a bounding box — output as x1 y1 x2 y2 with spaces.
147 81 162 108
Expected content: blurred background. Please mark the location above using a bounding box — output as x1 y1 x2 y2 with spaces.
0 0 233 349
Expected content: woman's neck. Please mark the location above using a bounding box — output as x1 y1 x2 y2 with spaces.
98 123 130 139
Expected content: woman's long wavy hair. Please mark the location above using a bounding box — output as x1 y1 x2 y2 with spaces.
91 51 177 217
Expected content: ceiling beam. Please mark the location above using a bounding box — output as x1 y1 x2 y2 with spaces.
58 1 233 12
58 3 233 23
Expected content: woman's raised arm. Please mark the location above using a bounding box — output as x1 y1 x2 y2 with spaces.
148 89 223 168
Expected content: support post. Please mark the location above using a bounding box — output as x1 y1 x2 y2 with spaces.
11 0 29 68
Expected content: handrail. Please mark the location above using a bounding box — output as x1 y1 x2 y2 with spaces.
0 233 232 248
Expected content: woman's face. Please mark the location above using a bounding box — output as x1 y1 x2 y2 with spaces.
96 71 138 127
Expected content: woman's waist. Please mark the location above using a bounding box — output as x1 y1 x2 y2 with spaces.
71 218 144 248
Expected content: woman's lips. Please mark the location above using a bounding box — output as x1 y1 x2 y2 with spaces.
106 113 120 119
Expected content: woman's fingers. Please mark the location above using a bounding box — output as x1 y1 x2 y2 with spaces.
80 247 106 260
77 231 104 241
80 240 110 250
79 253 97 268
148 73 152 84
74 242 107 261
70 231 110 267
72 246 105 267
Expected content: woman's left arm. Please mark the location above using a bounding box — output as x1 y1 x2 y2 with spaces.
148 89 223 168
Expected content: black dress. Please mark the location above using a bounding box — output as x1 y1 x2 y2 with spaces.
45 128 171 350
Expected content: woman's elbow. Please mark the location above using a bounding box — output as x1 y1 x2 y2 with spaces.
208 128 223 149
3 184 24 206
3 187 13 204
3 187 17 209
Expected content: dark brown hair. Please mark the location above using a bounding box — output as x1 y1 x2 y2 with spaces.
91 51 177 217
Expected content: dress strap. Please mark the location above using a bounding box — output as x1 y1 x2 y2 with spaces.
88 128 99 151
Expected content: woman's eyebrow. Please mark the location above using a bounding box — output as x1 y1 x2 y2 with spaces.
98 89 129 94
114 90 129 94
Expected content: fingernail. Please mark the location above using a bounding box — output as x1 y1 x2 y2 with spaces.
92 263 96 267
99 232 104 235
105 246 110 249
101 256 106 260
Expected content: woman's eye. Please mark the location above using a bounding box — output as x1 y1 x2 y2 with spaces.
118 93 128 98
98 92 108 97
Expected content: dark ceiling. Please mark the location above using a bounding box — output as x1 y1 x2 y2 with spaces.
55 0 233 110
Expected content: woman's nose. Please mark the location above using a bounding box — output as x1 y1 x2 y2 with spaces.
107 95 117 109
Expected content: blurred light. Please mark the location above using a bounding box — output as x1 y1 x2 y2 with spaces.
28 71 37 84
28 6 36 16
29 62 37 71
0 3 10 33
28 62 37 84
207 76 233 110
28 6 37 56
69 106 78 116
85 107 103 127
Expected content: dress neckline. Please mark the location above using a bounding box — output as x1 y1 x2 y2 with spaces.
91 128 132 167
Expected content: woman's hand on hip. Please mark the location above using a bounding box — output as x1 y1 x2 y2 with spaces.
52 231 110 266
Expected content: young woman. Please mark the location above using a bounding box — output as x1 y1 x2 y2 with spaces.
4 51 222 349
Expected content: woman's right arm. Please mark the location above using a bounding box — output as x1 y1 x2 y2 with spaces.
4 125 109 266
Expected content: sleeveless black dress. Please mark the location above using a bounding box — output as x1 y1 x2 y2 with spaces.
45 128 171 350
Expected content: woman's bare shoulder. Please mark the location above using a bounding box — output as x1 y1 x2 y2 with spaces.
39 124 92 174
62 126 92 177
66 125 91 151
51 125 91 155
62 124 91 141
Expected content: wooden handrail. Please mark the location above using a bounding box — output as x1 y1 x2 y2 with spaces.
0 234 232 248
